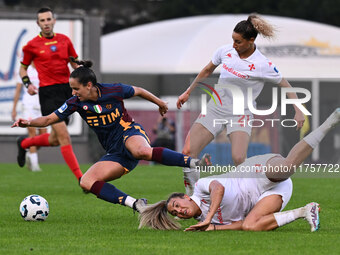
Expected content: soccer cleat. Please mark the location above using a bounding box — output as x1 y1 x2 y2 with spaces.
324 108 340 129
304 202 320 232
133 198 148 213
196 153 212 168
31 164 42 172
17 136 27 167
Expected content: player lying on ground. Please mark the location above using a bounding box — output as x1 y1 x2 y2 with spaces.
139 108 340 231
12 60 211 213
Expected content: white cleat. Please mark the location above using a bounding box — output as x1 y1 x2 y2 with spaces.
133 198 148 213
304 202 320 232
31 165 42 172
326 108 340 129
196 153 212 168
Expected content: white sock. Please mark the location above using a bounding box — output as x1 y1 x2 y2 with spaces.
189 159 199 168
274 207 305 227
29 152 39 168
124 196 136 208
183 167 192 173
304 111 339 148
183 167 200 196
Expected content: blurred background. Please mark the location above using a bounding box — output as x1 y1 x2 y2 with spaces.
1 0 340 165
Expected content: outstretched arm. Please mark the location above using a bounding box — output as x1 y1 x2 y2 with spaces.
185 180 225 231
206 220 243 231
12 112 60 128
278 78 305 130
133 86 168 116
177 61 217 109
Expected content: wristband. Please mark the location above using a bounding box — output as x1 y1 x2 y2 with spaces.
22 76 32 88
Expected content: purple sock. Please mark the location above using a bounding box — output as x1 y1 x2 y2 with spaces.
151 147 191 167
90 181 128 205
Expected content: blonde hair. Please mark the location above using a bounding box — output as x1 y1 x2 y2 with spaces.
234 13 276 39
138 193 185 230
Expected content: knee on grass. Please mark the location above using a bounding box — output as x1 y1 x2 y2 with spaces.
242 222 265 231
79 177 92 191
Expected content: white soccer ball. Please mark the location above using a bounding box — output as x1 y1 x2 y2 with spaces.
19 194 49 221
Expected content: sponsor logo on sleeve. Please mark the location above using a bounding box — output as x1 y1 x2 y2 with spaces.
58 103 68 113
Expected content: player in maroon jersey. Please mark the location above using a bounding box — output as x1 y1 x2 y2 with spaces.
17 7 83 182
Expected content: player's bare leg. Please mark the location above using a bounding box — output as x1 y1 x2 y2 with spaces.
229 131 250 166
125 135 211 169
80 161 145 212
266 108 340 181
242 194 283 231
242 195 320 232
80 161 126 190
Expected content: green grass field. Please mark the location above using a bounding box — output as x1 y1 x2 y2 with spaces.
1 163 340 255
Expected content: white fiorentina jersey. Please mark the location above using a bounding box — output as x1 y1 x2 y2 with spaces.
210 44 282 115
192 175 260 225
17 66 40 108
192 154 293 225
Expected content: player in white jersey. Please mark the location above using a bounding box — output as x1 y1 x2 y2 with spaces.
177 14 305 196
12 64 47 171
138 108 340 231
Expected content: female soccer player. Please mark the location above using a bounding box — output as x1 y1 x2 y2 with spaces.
139 108 340 231
177 14 305 195
12 60 210 212
12 64 47 171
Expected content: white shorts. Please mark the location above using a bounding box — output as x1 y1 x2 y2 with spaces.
22 103 42 120
257 178 293 211
195 109 252 137
239 153 293 211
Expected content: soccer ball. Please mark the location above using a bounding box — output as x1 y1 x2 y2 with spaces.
19 194 49 221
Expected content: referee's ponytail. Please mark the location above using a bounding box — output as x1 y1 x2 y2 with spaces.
70 57 97 86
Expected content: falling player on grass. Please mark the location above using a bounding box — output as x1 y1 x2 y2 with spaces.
12 60 211 213
138 108 340 231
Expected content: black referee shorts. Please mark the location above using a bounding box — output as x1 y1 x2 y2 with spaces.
39 83 72 123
